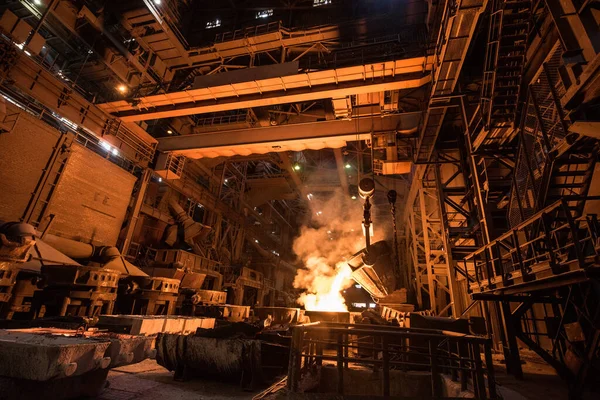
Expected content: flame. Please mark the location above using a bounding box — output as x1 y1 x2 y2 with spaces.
291 189 366 312
294 257 353 312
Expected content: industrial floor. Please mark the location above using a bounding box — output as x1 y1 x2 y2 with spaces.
92 357 594 400
96 359 255 400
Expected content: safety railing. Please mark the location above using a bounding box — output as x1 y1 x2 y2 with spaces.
191 110 255 129
464 197 600 293
288 322 497 399
0 89 141 173
0 35 157 165
214 21 282 43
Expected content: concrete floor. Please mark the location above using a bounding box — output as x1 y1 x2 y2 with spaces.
494 359 567 400
96 360 255 400
92 356 595 400
492 351 598 400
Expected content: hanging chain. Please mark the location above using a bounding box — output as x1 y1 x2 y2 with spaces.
387 190 402 285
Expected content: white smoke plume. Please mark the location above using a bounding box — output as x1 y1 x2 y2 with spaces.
292 188 382 311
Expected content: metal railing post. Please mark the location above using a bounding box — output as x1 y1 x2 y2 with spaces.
474 343 487 399
429 339 440 398
382 336 390 397
337 333 344 395
485 341 498 399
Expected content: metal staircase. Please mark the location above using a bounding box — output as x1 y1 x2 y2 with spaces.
481 0 533 135
466 201 600 398
414 0 488 163
507 42 577 227
546 140 599 220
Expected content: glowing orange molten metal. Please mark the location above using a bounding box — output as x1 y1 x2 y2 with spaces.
294 257 353 312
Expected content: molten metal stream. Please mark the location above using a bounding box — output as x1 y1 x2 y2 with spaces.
295 258 353 312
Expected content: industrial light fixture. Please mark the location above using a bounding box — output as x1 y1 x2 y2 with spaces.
345 163 351 169
100 141 112 151
34 0 42 5
206 19 221 29
117 84 127 94
256 9 273 19
293 164 301 171
351 195 357 200
153 0 161 5
167 130 173 134
158 177 162 182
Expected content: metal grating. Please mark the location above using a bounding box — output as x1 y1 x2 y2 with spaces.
508 43 566 228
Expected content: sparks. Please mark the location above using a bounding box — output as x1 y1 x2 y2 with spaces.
295 259 353 312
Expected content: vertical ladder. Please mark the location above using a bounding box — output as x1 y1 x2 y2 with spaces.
21 133 73 227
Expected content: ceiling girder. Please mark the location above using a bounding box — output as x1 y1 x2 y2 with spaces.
157 112 421 158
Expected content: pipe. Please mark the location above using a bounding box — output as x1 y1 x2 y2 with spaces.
397 126 418 135
249 239 297 273
42 234 118 261
168 199 211 246
43 234 95 259
42 233 148 277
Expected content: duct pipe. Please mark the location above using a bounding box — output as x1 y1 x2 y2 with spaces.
167 199 211 247
249 239 296 274
42 234 147 276
397 126 418 135
43 234 95 259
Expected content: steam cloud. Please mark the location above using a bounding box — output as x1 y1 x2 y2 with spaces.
292 188 380 311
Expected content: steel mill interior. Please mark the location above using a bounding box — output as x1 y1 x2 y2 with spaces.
0 0 599 399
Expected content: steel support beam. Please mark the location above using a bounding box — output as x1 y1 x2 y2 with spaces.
120 168 152 255
98 57 432 121
107 74 431 121
569 121 600 140
1 44 157 164
158 112 421 158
